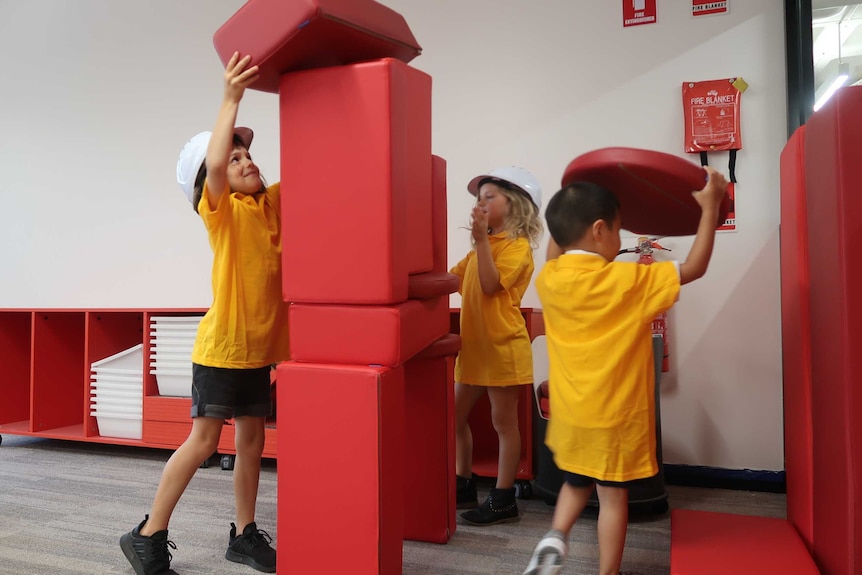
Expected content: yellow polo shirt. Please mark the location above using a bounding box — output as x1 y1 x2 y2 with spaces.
536 251 679 481
191 181 290 369
450 234 534 387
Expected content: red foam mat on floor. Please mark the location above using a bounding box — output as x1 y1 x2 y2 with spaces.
670 509 819 575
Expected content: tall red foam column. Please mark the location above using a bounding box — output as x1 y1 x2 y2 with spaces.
214 4 459 573
801 85 862 575
778 126 814 552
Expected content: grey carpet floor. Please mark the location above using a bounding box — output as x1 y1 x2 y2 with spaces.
0 434 785 574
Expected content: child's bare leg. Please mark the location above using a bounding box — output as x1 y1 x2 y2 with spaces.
523 482 592 575
595 484 628 575
141 416 224 535
233 416 266 530
454 383 485 476
487 386 522 488
551 481 593 535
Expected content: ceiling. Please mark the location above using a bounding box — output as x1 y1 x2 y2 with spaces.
811 1 862 106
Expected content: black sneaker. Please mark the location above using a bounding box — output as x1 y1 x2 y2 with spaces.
119 515 178 575
460 487 519 526
456 474 478 509
225 522 276 573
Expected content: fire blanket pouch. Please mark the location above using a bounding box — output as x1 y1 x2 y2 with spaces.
682 77 747 182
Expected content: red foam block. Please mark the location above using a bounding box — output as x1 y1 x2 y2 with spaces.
802 84 862 575
403 339 458 543
213 0 421 94
562 147 728 236
670 510 819 575
288 297 449 366
277 362 404 575
280 58 433 304
778 125 814 552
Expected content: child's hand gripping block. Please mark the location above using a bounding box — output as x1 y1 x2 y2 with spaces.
213 0 421 94
562 147 729 237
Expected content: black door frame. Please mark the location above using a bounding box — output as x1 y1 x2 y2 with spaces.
785 0 815 137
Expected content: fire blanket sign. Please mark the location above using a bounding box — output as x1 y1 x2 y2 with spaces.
717 182 736 232
692 1 729 17
623 0 657 27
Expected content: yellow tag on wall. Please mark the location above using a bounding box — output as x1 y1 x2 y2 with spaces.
732 77 749 93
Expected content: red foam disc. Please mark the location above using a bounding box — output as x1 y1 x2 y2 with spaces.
561 147 729 236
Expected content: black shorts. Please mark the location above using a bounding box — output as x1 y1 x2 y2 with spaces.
190 363 272 419
564 471 629 488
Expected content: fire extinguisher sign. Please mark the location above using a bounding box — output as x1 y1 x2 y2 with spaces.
623 0 657 27
692 1 729 17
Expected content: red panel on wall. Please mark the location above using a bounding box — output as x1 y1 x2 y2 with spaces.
778 126 814 552
803 85 862 575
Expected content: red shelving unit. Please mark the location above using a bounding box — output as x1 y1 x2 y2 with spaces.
0 308 277 459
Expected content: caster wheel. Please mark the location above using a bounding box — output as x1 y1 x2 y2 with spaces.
200 452 218 468
220 455 236 471
0 434 3 446
650 499 669 515
514 480 533 499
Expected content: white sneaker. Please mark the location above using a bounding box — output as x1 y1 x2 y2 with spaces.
523 534 567 575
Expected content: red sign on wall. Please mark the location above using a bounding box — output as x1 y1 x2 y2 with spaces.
692 1 729 17
623 0 657 27
717 182 736 232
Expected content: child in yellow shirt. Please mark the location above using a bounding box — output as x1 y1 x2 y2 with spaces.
524 168 728 575
120 52 287 575
450 167 543 525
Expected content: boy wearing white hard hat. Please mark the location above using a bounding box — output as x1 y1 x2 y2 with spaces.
120 52 287 575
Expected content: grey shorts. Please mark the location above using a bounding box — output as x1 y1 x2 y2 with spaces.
190 363 272 419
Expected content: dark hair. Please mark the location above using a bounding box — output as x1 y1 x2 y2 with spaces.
545 182 620 248
191 133 254 214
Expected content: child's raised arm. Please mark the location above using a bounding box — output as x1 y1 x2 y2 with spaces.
679 167 729 285
204 52 259 211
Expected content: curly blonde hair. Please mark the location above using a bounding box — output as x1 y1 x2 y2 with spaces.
498 187 543 249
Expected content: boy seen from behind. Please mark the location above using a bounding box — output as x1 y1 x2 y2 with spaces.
524 168 728 575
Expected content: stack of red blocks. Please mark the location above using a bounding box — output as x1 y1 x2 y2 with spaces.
215 1 461 573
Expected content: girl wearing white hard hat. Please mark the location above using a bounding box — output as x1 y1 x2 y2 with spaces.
121 52 285 575
450 166 543 525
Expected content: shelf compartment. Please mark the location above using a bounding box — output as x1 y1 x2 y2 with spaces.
0 311 32 428
143 310 204 398
85 311 144 437
31 312 86 434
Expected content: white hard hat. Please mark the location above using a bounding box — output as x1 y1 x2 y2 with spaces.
467 166 542 209
176 127 253 204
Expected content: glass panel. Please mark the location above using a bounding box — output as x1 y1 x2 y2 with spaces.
812 2 862 110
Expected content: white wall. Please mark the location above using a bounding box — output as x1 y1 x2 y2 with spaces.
0 1 787 471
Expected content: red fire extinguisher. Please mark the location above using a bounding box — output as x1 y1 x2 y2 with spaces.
620 236 671 372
